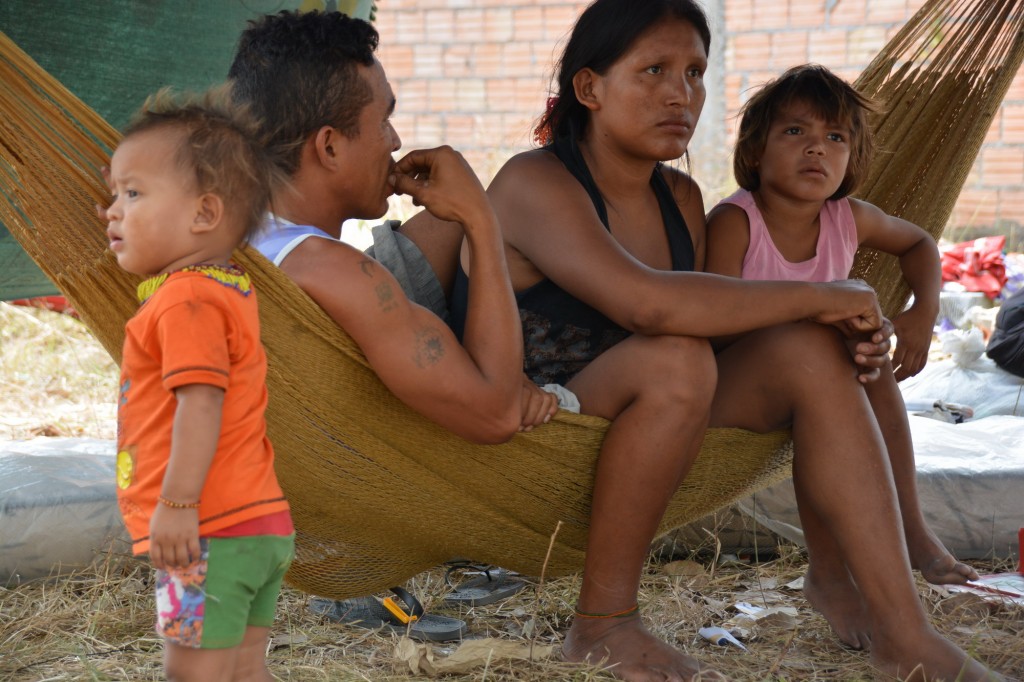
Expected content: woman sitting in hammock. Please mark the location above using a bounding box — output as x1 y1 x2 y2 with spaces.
442 0 1001 680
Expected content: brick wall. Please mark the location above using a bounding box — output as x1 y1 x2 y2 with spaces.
375 0 1024 242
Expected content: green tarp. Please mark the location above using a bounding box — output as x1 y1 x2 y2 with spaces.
0 0 373 300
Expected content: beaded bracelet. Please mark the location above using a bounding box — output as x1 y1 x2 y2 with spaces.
158 496 201 509
573 604 639 619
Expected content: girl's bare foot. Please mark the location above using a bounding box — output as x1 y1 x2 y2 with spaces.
803 566 871 650
563 614 727 682
907 529 978 585
871 626 1004 682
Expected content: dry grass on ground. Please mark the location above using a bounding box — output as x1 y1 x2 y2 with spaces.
1 303 1021 681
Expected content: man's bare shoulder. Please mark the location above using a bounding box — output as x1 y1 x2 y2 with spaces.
279 236 392 298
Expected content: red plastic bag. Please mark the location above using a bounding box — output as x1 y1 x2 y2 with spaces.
941 235 1007 299
8 296 77 316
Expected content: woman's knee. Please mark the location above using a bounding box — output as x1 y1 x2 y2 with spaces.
758 322 854 380
569 334 716 419
633 334 716 406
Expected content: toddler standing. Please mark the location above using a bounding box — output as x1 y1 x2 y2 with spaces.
107 87 292 682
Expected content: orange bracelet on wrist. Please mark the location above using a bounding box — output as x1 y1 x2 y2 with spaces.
158 496 200 509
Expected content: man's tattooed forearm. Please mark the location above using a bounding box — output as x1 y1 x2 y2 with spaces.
412 327 445 368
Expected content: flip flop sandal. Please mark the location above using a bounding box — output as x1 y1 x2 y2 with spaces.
310 586 466 642
443 563 527 607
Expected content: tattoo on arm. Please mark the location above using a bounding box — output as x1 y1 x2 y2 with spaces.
359 258 375 278
375 281 398 312
412 327 446 368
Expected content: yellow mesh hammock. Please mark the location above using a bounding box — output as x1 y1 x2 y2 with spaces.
1 0 1021 599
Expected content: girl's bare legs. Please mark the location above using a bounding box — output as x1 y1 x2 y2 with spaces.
710 322 1000 681
782 361 976 651
563 334 724 682
864 370 978 585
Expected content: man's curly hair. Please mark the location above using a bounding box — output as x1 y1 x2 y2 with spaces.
228 10 379 178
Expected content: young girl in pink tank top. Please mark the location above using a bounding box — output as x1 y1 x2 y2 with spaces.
706 64 977 589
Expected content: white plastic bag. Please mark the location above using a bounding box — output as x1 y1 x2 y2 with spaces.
900 329 1024 418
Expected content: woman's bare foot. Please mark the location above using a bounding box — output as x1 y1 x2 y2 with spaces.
906 529 978 585
871 626 1004 682
563 614 726 681
803 566 871 650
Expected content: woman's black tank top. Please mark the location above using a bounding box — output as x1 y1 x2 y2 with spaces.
450 134 695 386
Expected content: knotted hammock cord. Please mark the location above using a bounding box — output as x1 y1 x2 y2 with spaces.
1 0 1021 598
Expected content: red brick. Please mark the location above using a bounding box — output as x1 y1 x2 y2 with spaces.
427 79 456 113
846 26 887 67
503 41 535 77
380 44 415 79
730 33 771 71
412 44 443 78
453 8 485 44
1002 104 1024 144
772 31 809 68
752 1 788 31
424 9 455 43
724 73 744 109
542 4 580 42
963 192 999 227
460 149 490 178
866 0 910 23
981 147 1024 186
826 0 865 26
415 114 444 147
400 0 448 9
984 110 1004 145
745 71 780 98
997 188 1024 220
513 6 545 41
455 78 487 111
505 112 539 148
486 77 519 111
373 10 397 39
483 8 514 42
725 0 754 32
393 11 426 45
390 113 415 144
444 114 478 146
473 42 504 74
395 79 428 112
1005 69 1024 103
477 113 505 144
808 29 847 68
443 44 473 77
788 0 826 28
514 76 548 110
533 41 561 78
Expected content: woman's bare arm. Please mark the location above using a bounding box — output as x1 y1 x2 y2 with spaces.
491 151 883 338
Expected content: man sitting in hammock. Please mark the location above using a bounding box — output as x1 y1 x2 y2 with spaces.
229 10 559 443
